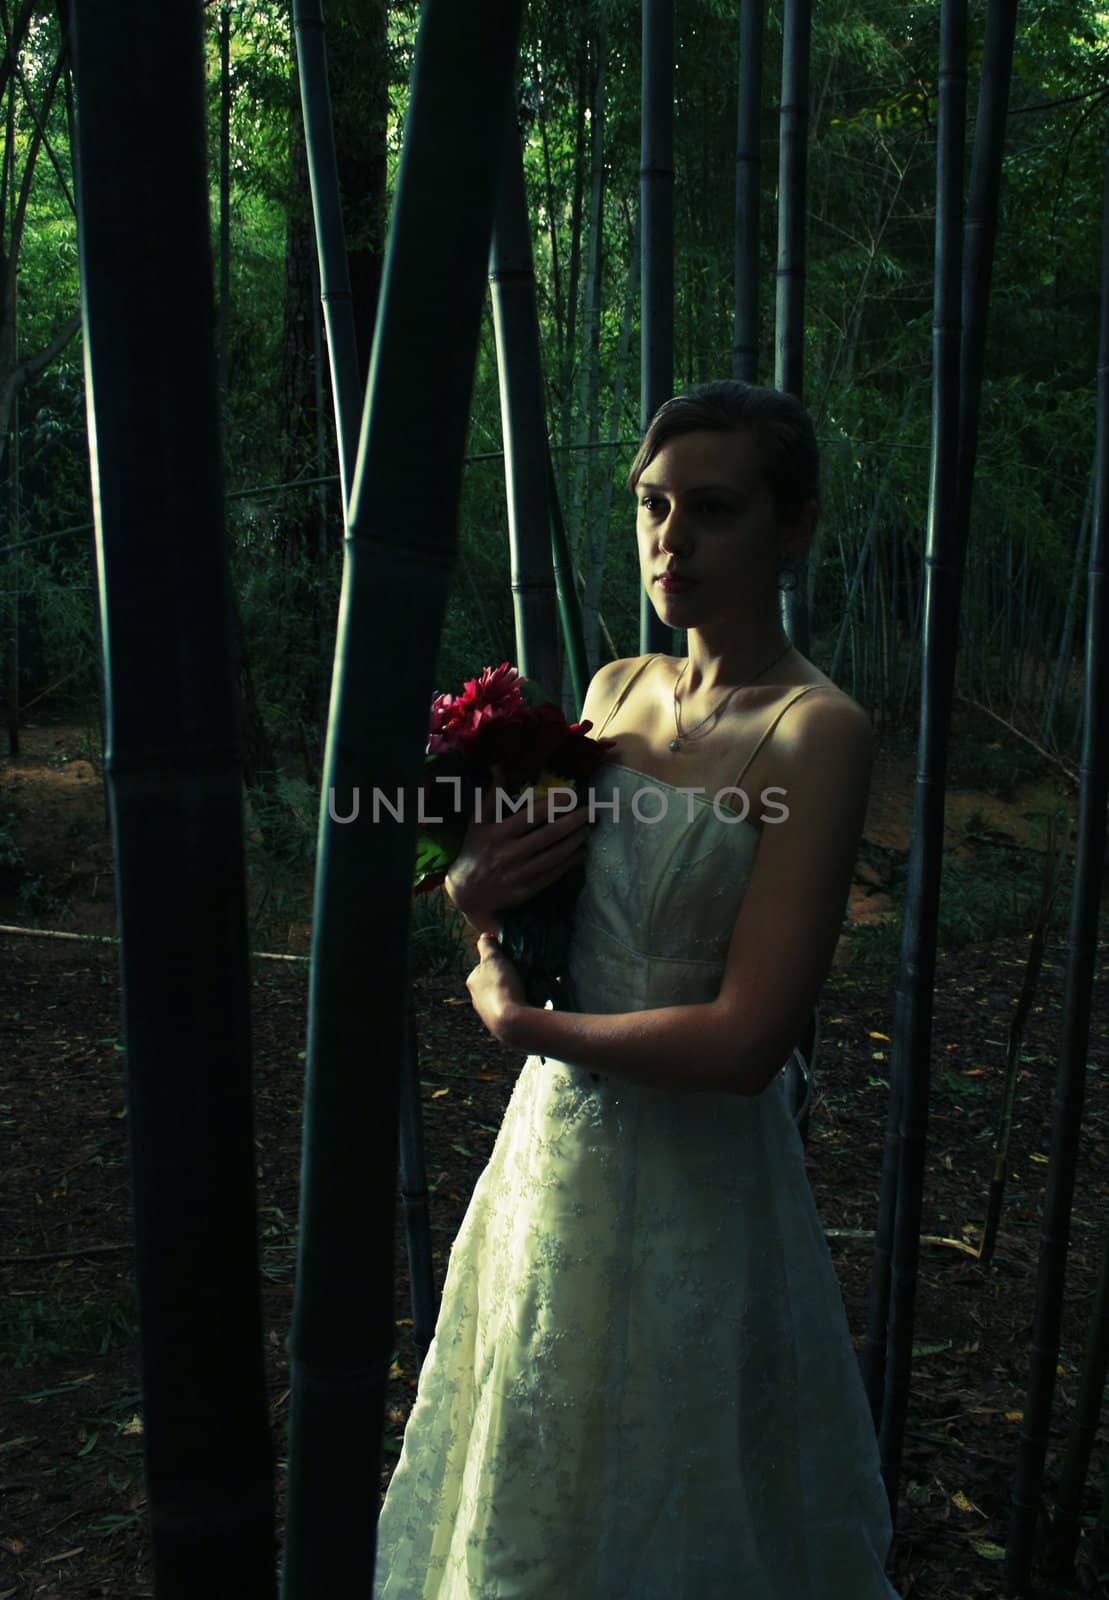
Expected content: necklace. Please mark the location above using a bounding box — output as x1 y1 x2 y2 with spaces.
669 641 795 752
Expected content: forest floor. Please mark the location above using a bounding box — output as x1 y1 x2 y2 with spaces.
1 716 1108 1599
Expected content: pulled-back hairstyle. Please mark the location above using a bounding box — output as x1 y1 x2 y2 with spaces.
627 379 820 524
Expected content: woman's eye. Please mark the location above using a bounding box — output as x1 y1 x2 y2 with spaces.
640 496 663 514
699 500 726 517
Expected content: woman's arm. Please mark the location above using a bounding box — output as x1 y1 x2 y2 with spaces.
490 693 874 1096
443 780 590 938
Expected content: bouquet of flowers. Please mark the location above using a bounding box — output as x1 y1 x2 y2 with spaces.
413 662 615 1009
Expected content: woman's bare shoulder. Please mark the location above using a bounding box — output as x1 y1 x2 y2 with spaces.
579 655 659 733
774 685 875 806
777 665 870 728
775 682 873 765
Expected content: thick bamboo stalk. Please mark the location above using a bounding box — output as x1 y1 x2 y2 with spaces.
955 0 1017 543
70 3 275 1593
1045 1216 1109 1577
281 2 524 1592
1004 116 1109 1600
870 0 968 1507
292 0 363 511
733 0 763 382
490 107 562 701
640 0 675 656
774 0 812 653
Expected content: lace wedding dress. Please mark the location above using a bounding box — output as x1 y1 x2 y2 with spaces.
375 683 900 1598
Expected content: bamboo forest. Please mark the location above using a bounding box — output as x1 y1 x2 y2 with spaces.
1 0 1108 1595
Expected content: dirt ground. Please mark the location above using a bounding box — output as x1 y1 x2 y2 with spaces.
1 718 1107 1598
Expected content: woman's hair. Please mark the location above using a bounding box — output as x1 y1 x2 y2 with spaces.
626 379 821 524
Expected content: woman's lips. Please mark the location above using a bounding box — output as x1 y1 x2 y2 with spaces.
658 575 696 592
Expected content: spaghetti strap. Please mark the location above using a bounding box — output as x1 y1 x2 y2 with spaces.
595 654 663 737
731 684 828 791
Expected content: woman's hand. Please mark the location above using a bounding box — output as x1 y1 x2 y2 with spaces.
444 763 596 937
465 932 527 1042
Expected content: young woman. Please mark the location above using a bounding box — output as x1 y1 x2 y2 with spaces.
374 381 901 1598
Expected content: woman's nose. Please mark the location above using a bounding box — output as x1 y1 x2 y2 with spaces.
659 506 691 550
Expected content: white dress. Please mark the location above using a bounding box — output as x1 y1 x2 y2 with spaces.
375 668 900 1598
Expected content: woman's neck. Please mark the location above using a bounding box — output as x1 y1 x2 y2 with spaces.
680 626 794 696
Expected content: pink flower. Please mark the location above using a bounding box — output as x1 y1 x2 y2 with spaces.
427 662 526 754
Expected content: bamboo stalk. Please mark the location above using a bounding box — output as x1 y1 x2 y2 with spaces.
774 0 812 653
640 0 675 657
978 810 1072 1268
773 0 810 403
217 1 231 415
398 989 436 1373
733 0 763 383
489 105 562 701
870 0 968 1510
292 0 363 512
280 2 525 1591
70 2 276 1592
6 388 18 757
1042 474 1092 748
571 22 608 554
1045 1216 1109 1578
0 921 310 960
557 43 590 496
583 212 640 677
1004 114 1109 1600
954 692 1080 786
547 452 591 714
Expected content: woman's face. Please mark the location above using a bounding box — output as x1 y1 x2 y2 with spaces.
633 427 810 626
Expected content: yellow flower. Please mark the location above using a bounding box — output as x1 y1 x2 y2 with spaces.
514 769 576 806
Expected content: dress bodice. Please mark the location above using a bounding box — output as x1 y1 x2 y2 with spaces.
563 762 762 1015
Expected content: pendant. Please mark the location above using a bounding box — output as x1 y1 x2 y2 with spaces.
668 737 681 752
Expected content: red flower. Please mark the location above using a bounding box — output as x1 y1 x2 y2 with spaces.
427 662 525 755
477 702 609 791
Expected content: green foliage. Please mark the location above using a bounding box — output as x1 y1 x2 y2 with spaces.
0 1293 139 1368
844 808 1074 986
408 888 470 980
0 807 23 874
243 773 318 951
946 739 1044 799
